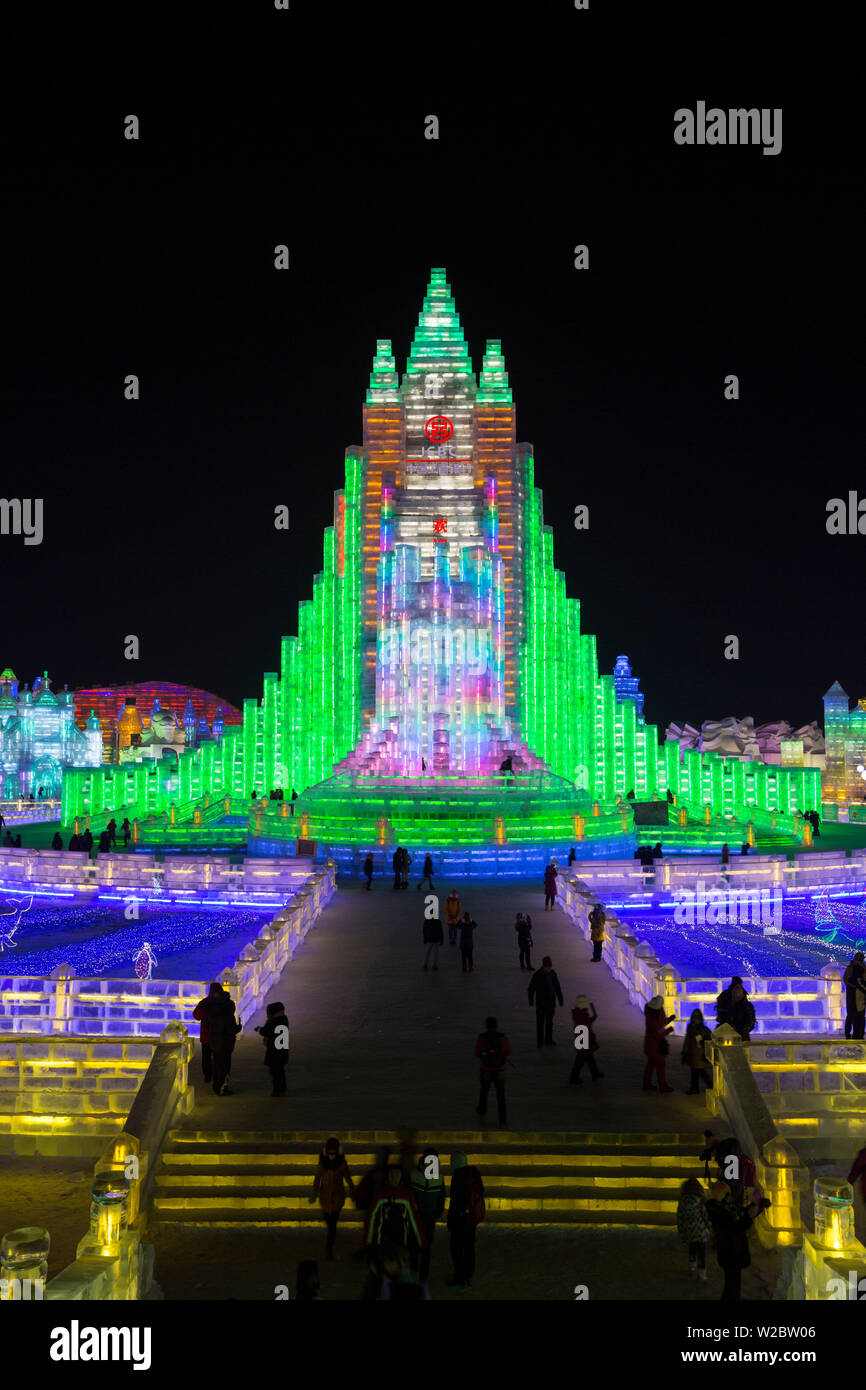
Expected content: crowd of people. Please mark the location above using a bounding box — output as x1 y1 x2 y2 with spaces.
292 1134 486 1298
0 816 134 855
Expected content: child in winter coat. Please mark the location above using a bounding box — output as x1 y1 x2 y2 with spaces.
677 1176 710 1280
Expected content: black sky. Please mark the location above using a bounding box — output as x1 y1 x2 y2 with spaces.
3 11 861 734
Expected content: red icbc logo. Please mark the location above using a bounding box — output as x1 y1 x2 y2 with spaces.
425 416 453 443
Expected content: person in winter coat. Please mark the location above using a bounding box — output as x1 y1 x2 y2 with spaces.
363 853 374 890
716 977 756 1041
568 847 576 866
474 1014 512 1127
459 912 478 972
310 1136 354 1258
843 953 866 1039
677 1177 710 1280
643 995 675 1091
528 956 564 1047
400 847 412 889
446 1152 485 1290
588 902 606 962
847 1141 866 1246
392 847 401 891
410 1150 446 1282
363 1163 427 1270
417 853 435 891
699 1132 762 1215
255 999 289 1096
543 862 558 910
682 1008 714 1094
569 994 603 1083
207 989 242 1095
515 912 534 970
422 912 444 970
192 982 225 1085
445 889 461 945
706 1180 768 1300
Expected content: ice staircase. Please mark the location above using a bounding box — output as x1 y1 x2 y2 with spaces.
334 715 548 778
150 1130 702 1229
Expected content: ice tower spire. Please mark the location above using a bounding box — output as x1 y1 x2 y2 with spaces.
403 268 474 383
401 268 476 460
477 339 512 404
366 338 401 404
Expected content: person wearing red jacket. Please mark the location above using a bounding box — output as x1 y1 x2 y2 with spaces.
363 1164 427 1271
643 994 675 1092
192 982 224 1085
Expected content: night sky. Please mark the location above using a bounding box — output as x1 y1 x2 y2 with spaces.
4 17 861 736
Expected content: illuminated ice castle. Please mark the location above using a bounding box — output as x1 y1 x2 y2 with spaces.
0 669 102 797
63 271 820 851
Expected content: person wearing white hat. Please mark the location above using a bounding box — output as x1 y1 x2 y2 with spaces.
569 994 603 1084
643 995 675 1092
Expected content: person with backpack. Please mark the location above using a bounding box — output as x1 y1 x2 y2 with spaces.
207 989 242 1095
446 1152 485 1290
363 853 374 891
422 910 444 970
445 889 462 945
255 999 290 1096
528 956 564 1047
474 1014 512 1127
459 912 478 972
515 912 534 970
410 1149 447 1283
310 1136 354 1260
699 1131 763 1217
569 994 603 1084
417 853 435 891
363 1162 426 1271
588 902 606 962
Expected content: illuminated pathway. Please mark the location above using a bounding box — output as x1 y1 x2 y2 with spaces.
180 878 707 1132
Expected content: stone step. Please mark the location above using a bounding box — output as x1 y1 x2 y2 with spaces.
165 1130 702 1150
158 1154 698 1176
154 1168 693 1189
152 1198 678 1226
